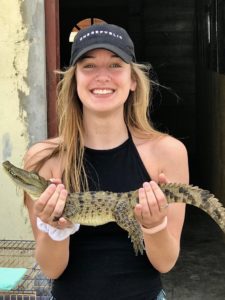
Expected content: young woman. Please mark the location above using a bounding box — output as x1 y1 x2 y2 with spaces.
24 23 189 300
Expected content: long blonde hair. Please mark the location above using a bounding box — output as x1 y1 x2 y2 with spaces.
55 62 163 192
26 62 163 193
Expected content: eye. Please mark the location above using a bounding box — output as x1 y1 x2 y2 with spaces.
10 170 16 176
110 63 121 68
83 63 96 69
31 173 40 180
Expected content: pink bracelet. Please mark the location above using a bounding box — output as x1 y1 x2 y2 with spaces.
141 217 168 235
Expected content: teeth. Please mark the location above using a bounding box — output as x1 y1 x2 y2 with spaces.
92 89 113 95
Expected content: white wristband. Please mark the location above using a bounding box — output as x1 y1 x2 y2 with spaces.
36 217 80 241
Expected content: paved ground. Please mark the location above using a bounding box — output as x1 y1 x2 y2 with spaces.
162 206 225 300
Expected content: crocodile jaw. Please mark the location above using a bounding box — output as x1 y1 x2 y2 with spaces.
2 160 48 200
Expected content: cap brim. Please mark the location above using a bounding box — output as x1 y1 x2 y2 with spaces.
70 43 133 65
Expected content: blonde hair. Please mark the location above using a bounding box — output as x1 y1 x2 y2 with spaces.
26 62 163 193
55 62 163 192
125 63 160 134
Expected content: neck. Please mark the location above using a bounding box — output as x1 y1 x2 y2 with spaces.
83 112 129 150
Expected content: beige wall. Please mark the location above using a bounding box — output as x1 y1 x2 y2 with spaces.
0 0 46 240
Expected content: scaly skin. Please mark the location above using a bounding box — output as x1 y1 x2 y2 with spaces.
3 161 225 255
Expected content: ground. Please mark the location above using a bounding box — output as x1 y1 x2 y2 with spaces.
162 206 225 300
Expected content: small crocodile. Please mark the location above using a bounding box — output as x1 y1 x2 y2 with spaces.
2 160 225 255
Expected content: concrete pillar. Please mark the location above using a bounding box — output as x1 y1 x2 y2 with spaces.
0 0 47 239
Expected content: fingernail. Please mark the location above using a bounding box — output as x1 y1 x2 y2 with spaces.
61 189 67 196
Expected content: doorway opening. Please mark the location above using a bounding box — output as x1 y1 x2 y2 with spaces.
59 0 198 181
56 0 225 236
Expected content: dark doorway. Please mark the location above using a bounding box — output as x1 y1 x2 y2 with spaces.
56 0 225 298
59 1 133 67
59 0 197 182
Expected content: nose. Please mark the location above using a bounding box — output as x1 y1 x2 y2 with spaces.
95 67 111 82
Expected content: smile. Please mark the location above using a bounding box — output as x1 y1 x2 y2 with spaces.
92 89 114 95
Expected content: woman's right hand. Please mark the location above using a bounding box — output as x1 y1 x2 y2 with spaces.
33 179 73 229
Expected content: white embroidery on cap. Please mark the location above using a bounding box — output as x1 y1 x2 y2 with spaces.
79 30 123 42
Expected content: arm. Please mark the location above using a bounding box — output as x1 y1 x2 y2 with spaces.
134 136 189 273
24 143 71 279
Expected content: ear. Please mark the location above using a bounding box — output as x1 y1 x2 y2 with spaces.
130 79 137 92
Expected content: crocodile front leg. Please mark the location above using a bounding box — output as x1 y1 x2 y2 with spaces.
113 199 145 255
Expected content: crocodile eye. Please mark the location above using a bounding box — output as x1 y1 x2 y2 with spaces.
31 173 40 180
10 170 16 176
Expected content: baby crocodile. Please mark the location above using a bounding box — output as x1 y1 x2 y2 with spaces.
2 160 225 255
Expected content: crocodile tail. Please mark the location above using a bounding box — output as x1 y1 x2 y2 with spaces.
160 183 225 234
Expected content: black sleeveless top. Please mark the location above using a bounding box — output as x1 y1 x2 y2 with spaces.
52 135 162 300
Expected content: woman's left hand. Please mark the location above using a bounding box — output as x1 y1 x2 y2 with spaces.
134 173 169 229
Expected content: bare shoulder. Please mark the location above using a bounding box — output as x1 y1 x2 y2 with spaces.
133 133 189 183
133 133 187 157
24 137 61 174
24 137 60 162
152 135 188 159
153 135 189 183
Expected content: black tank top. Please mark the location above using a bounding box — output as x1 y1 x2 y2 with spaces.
52 134 162 300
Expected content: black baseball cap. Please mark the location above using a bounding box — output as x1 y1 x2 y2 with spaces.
69 23 136 65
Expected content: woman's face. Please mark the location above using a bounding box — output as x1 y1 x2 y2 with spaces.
75 49 136 114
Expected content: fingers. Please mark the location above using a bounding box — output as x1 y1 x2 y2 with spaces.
50 188 68 221
158 172 169 184
49 178 62 184
149 181 168 211
42 184 65 218
134 181 169 229
139 186 152 218
34 184 58 215
34 182 68 226
57 217 74 229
